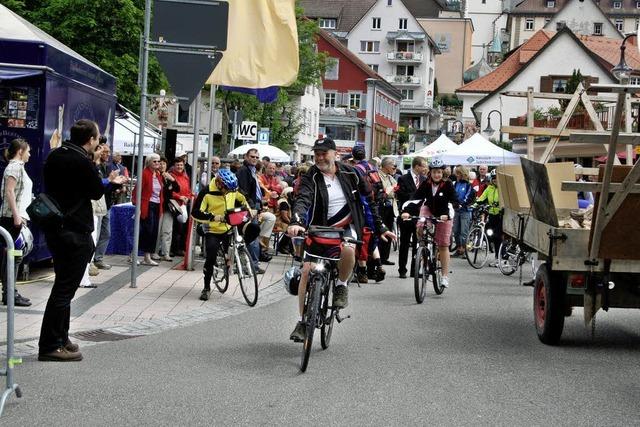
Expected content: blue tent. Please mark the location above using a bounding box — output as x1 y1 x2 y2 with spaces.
0 4 117 261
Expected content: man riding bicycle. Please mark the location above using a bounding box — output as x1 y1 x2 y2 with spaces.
287 138 396 341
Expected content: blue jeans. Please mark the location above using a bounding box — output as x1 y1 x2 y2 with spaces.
93 210 111 261
453 209 472 247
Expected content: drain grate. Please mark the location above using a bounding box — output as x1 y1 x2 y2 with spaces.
71 329 141 342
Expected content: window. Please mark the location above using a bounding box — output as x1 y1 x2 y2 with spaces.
368 64 379 72
398 18 408 30
372 17 381 30
387 0 392 5
396 41 415 52
525 18 534 31
593 22 603 35
637 1 640 8
360 41 380 53
324 58 339 80
556 21 565 31
613 1 622 9
545 18 551 25
324 92 336 108
630 77 640 85
615 19 624 31
176 104 190 124
552 79 568 93
400 89 414 101
324 124 355 141
546 0 555 7
429 67 433 84
319 18 336 29
396 65 415 76
349 93 362 109
302 108 308 134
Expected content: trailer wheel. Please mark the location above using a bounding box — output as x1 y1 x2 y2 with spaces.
534 264 566 345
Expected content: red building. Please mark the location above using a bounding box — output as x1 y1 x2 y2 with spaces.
317 29 402 157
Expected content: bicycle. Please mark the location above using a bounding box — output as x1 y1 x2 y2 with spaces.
298 226 358 372
210 207 258 307
497 213 537 282
465 205 490 269
409 216 445 303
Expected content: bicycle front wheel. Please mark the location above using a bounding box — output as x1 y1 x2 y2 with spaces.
320 279 335 350
498 239 519 276
465 227 489 269
431 245 445 295
213 247 229 293
301 274 322 372
237 246 258 307
414 246 426 304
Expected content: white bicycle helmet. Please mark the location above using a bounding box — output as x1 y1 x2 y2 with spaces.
429 159 445 169
14 225 33 258
283 266 301 295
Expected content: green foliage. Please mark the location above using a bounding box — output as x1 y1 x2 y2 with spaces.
2 0 167 110
546 106 562 118
560 69 584 110
533 108 545 121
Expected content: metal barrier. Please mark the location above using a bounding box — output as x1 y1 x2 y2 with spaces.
0 226 22 416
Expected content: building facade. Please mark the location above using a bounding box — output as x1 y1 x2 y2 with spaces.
291 85 321 162
508 0 632 50
317 29 402 157
463 0 510 63
418 17 474 95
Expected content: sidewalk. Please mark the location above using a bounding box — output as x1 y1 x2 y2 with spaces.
0 252 294 357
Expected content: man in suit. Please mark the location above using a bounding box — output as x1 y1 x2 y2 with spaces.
396 156 428 278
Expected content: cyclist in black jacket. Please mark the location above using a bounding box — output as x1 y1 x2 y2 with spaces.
287 138 395 341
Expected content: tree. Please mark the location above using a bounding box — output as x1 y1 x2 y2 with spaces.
2 0 166 110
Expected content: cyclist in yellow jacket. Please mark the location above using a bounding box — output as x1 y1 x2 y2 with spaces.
474 170 503 266
192 169 258 301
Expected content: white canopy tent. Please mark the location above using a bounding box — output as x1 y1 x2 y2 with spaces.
407 134 458 158
229 143 291 163
112 112 161 156
435 133 521 166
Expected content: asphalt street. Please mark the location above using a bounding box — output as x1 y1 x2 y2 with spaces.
2 255 639 425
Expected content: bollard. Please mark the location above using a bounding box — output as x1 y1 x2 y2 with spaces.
0 226 22 417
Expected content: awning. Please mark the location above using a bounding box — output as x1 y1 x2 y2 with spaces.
0 67 42 80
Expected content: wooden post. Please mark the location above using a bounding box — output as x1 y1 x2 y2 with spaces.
526 87 535 160
625 93 633 165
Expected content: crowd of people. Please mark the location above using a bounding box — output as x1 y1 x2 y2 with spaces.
0 117 510 361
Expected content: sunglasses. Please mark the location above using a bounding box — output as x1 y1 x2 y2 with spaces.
249 155 259 159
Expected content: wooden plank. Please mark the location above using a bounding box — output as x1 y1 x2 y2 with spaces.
569 131 640 145
546 163 578 209
502 126 571 137
589 83 640 94
581 91 621 166
601 160 640 229
501 91 617 102
527 87 535 159
539 86 583 164
561 181 640 193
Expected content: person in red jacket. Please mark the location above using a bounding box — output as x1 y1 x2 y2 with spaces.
169 157 193 256
132 153 163 266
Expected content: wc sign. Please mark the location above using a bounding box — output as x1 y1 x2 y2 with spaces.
238 121 258 141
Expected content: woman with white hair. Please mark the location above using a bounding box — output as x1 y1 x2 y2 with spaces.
132 153 164 265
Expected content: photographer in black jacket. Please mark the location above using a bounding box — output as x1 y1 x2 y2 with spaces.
38 119 125 362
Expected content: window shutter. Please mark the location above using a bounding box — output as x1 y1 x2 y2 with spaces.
361 93 367 110
585 76 599 95
540 76 553 93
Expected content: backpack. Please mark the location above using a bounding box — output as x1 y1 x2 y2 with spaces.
355 163 384 202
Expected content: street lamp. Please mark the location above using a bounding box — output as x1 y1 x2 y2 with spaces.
483 109 503 145
612 34 635 83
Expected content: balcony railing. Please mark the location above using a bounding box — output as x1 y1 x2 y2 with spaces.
386 51 423 63
386 75 422 86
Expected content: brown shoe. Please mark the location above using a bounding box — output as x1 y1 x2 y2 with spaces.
65 340 79 352
38 347 83 362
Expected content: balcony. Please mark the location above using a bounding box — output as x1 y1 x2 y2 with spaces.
386 75 422 86
386 51 423 64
